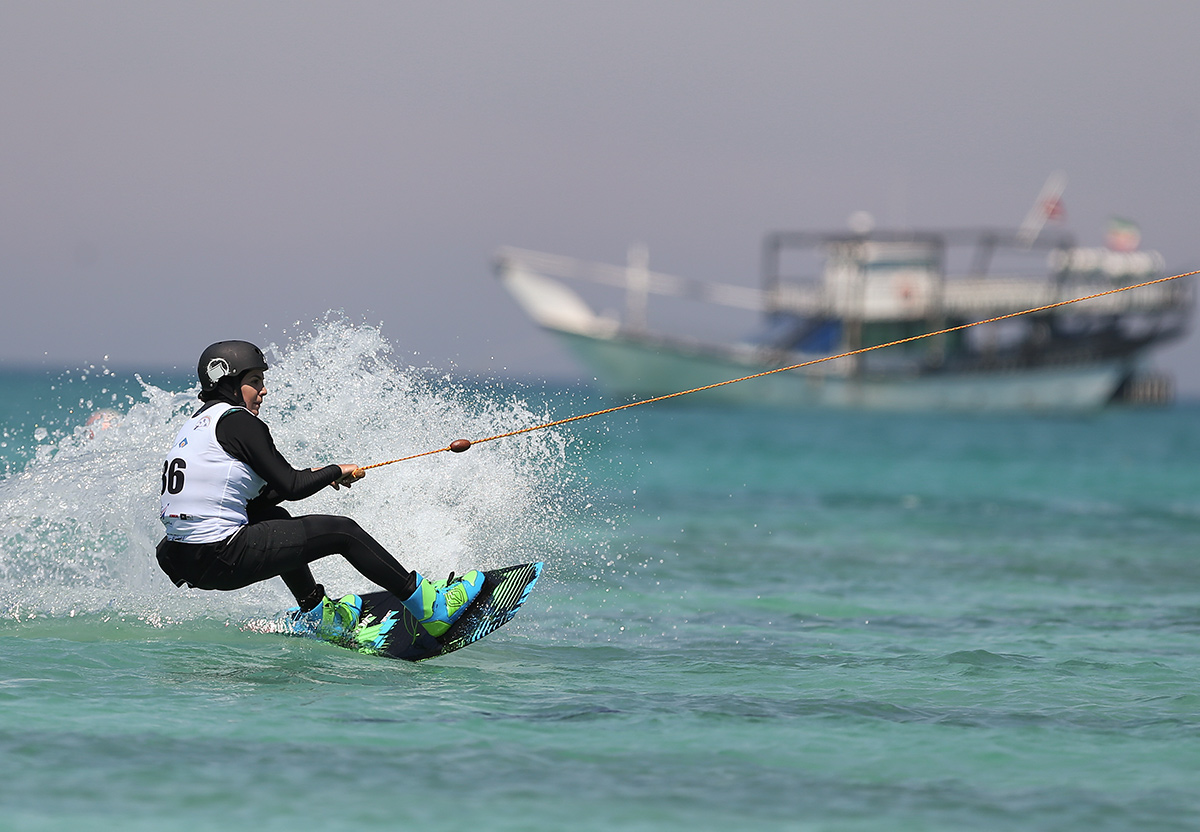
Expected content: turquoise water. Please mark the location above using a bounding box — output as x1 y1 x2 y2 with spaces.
2 322 1199 830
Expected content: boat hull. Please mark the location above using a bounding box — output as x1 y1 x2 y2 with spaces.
556 329 1132 412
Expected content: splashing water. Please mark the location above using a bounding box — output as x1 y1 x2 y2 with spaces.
0 319 576 623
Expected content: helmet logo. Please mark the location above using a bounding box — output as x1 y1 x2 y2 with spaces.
206 358 231 384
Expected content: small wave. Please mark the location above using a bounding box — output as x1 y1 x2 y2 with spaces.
944 649 1038 667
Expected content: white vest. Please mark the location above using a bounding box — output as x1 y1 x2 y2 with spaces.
160 402 268 543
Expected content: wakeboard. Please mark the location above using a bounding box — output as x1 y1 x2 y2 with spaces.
293 562 542 661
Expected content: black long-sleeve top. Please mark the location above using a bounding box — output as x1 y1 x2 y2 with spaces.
205 404 341 509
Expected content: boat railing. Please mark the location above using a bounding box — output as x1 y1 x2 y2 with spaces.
768 273 1190 320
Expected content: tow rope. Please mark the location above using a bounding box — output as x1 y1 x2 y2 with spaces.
361 268 1198 471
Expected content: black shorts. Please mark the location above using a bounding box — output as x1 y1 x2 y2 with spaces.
157 516 310 591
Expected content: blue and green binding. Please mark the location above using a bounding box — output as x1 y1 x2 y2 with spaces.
285 594 363 642
401 569 485 637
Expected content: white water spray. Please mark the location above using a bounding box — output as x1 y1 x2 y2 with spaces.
0 320 575 622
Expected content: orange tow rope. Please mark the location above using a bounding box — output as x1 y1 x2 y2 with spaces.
360 269 1198 471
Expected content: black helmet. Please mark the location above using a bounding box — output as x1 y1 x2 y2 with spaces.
197 340 269 392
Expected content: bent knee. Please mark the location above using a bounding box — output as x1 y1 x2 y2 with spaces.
304 514 367 539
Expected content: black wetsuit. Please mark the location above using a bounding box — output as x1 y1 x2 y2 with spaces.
155 401 417 610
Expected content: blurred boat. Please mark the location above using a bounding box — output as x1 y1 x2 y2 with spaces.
495 182 1191 411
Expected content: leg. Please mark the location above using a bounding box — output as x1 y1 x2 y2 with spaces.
276 515 483 637
297 515 417 598
201 513 416 599
247 504 323 609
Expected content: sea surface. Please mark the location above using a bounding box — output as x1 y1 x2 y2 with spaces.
1 320 1198 831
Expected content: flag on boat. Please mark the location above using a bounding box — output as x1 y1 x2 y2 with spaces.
1041 194 1065 222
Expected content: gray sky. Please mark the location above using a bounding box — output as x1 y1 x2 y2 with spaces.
2 2 1198 390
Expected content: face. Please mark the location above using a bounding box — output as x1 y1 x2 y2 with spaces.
240 370 266 416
